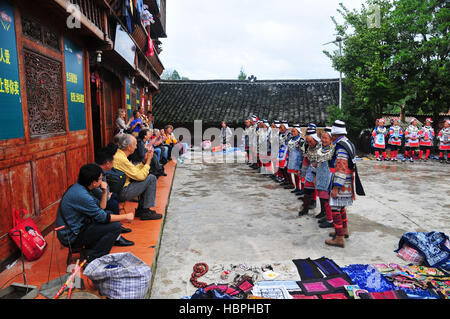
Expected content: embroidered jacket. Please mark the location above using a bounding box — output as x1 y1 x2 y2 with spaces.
330 136 355 207
278 131 291 168
438 127 450 151
388 125 403 146
405 125 420 147
372 126 387 149
287 135 303 173
419 126 435 147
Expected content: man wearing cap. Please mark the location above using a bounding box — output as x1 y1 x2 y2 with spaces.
285 124 304 190
298 127 321 216
403 118 420 162
326 120 357 248
418 118 435 161
372 118 388 161
437 119 450 164
388 118 403 161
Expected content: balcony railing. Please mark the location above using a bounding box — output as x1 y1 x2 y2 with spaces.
69 0 106 34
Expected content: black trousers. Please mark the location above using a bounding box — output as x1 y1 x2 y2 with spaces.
73 221 121 263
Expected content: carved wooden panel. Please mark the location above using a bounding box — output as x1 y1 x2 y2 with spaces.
23 49 66 137
35 152 66 210
21 15 60 51
21 15 42 43
9 163 34 218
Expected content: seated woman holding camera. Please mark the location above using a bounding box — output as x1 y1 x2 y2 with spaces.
129 129 166 177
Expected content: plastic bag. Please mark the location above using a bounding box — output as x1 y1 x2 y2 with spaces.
83 252 151 299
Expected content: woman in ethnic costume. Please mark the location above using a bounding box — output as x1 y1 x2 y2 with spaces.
437 119 450 164
403 118 420 162
258 120 273 174
326 120 356 248
418 118 435 162
298 128 321 217
372 118 388 161
277 121 292 184
285 124 304 190
388 118 403 161
314 127 335 229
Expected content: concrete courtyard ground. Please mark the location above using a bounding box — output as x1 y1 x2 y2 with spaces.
150 150 450 298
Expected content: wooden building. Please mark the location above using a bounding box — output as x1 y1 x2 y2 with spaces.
0 0 166 267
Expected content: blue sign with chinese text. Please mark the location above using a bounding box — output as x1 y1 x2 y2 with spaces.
125 77 131 119
64 37 86 131
0 0 24 140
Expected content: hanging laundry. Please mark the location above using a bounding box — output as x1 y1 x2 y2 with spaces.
140 4 155 27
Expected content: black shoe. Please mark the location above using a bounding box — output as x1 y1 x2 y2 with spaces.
140 209 163 220
291 188 301 193
315 211 325 219
319 220 334 228
135 206 144 217
120 226 132 234
318 216 327 223
296 190 305 196
309 200 317 210
114 236 135 247
284 185 295 189
298 207 309 216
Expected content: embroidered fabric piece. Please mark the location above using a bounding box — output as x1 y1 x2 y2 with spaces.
291 294 320 299
296 274 352 296
321 293 348 299
312 257 344 277
302 282 328 293
397 244 425 264
292 258 324 280
327 276 351 288
359 290 408 299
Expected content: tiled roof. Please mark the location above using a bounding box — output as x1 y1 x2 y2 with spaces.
152 79 340 127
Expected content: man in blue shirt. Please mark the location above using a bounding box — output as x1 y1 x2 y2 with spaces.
56 164 135 264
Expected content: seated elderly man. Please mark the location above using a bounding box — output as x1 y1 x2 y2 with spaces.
56 164 135 264
114 134 162 220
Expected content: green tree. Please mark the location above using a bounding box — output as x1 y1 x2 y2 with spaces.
238 67 247 80
324 0 400 135
169 70 181 80
390 0 449 127
324 0 449 135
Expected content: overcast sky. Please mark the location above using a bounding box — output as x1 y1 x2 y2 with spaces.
159 0 365 80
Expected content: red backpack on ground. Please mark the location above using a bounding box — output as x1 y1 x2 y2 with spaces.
9 209 47 261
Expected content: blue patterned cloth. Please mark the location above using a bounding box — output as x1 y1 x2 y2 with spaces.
341 264 396 292
342 264 440 299
395 231 450 270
